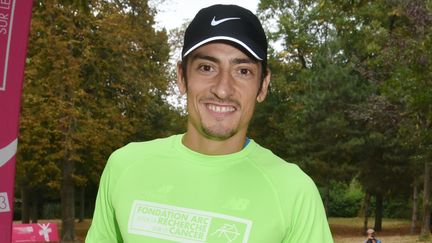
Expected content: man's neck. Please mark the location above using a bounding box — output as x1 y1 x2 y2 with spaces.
182 127 248 155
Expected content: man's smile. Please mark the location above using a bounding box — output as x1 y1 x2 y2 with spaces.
205 103 236 113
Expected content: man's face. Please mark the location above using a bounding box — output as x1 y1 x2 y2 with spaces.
177 42 270 141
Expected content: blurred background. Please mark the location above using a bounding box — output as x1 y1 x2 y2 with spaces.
15 0 432 242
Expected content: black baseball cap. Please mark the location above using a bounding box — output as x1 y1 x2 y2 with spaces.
182 4 267 63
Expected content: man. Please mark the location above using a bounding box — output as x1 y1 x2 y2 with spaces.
365 229 381 243
86 4 333 243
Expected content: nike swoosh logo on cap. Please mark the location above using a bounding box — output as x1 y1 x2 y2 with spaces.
211 16 241 26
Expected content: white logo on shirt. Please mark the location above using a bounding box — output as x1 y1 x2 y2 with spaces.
128 200 252 242
211 224 241 242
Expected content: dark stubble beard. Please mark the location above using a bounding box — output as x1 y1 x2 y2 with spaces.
198 97 241 140
201 124 237 141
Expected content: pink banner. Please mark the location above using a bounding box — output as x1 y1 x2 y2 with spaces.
0 0 33 242
12 223 59 242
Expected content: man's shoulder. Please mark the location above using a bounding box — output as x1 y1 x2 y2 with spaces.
107 134 179 165
123 135 177 152
249 142 322 212
250 142 304 174
249 142 313 186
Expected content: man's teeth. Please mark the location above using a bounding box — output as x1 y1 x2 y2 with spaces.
207 104 235 113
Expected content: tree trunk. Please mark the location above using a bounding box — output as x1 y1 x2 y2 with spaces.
421 162 431 238
324 186 330 216
78 186 85 223
21 187 30 223
61 160 75 242
30 194 38 223
374 193 383 231
297 48 307 69
363 192 371 234
411 182 418 234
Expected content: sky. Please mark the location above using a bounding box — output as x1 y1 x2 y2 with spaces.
153 0 260 31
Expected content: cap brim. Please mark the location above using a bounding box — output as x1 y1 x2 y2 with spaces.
182 36 263 60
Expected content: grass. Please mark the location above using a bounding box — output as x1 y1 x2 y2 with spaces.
19 217 432 242
329 217 428 243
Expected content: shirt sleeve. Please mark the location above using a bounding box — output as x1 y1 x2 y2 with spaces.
85 154 123 243
282 178 334 243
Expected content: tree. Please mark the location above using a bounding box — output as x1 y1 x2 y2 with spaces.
18 0 182 240
254 0 372 212
379 1 432 237
255 1 429 232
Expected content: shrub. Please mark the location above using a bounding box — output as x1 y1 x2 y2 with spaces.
328 179 364 217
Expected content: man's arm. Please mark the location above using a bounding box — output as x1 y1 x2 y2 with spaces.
86 155 123 242
282 178 333 243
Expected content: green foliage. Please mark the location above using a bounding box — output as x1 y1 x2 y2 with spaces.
253 2 371 188
16 0 184 233
254 0 432 224
326 180 410 218
328 180 364 217
383 196 411 219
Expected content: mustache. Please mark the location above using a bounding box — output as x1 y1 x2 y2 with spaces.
201 96 241 107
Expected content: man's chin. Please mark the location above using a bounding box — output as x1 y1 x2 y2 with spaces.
201 126 237 141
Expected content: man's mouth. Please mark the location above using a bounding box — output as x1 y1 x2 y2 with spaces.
205 103 236 113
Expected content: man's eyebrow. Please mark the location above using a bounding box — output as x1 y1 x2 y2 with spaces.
190 54 219 63
231 57 258 65
190 54 258 65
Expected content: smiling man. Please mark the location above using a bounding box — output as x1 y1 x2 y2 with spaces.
86 4 333 243
178 42 268 155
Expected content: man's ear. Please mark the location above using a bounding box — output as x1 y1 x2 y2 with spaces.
257 68 271 102
176 61 187 95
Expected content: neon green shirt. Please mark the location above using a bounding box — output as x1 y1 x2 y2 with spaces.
86 134 333 243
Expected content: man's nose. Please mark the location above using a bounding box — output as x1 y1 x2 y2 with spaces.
210 70 234 99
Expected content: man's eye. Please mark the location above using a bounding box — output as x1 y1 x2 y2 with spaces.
199 65 213 72
239 68 251 75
